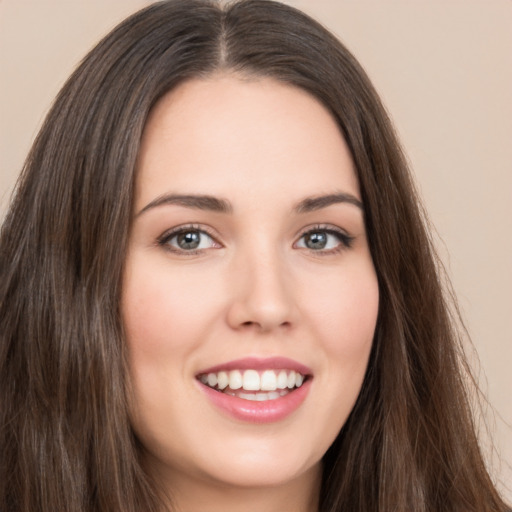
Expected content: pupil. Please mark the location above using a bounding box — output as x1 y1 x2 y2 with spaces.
306 232 327 249
178 231 200 249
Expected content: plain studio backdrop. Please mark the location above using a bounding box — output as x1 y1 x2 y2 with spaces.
0 0 510 501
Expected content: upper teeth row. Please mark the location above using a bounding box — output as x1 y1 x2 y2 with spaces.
199 369 305 391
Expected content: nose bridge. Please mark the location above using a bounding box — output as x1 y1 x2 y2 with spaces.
226 237 296 332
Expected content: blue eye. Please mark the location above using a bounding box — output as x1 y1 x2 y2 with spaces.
160 228 217 252
296 228 353 252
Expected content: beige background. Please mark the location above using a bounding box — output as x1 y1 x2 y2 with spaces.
1 0 511 500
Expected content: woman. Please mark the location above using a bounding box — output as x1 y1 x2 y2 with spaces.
0 1 509 511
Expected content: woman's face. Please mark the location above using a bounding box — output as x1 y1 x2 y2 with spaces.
122 75 379 494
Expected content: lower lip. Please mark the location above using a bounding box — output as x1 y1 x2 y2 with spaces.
199 380 312 423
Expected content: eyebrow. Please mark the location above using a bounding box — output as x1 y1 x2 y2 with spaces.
137 194 233 216
137 191 363 217
294 193 363 213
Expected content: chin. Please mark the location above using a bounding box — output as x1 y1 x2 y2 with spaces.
142 432 324 492
197 454 321 490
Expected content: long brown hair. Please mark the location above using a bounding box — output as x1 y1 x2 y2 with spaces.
0 1 508 510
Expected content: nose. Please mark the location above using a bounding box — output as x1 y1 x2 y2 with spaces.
226 248 297 333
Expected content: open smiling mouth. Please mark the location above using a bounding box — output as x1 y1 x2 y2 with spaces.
197 369 308 402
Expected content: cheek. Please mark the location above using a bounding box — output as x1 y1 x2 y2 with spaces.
300 260 378 416
122 257 224 356
121 258 225 441
304 264 379 353
291 262 378 457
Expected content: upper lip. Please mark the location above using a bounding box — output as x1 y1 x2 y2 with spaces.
197 356 312 376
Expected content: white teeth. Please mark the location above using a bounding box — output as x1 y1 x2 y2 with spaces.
199 368 307 396
217 371 229 390
238 392 255 401
229 370 243 390
260 370 277 391
207 373 217 387
238 391 284 401
287 370 296 389
242 370 260 391
276 370 288 389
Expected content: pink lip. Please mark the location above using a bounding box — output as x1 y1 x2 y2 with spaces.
197 356 312 375
196 357 313 424
198 379 312 424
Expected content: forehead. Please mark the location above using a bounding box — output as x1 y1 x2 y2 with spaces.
135 74 360 209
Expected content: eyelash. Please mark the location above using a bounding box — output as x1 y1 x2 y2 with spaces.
157 224 220 255
157 223 354 255
295 224 355 255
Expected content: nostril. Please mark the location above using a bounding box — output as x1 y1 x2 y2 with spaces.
239 320 292 331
